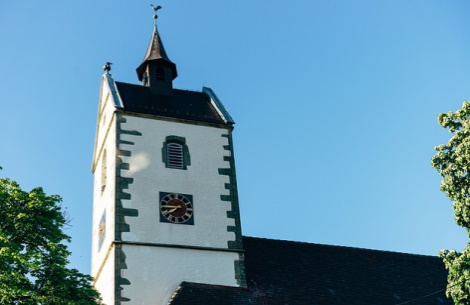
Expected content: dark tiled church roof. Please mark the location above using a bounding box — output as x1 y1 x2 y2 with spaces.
168 236 452 305
115 81 227 125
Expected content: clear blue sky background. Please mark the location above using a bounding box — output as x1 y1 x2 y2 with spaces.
2 1 470 275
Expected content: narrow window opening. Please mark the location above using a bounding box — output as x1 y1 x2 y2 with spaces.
155 66 165 81
101 149 107 194
142 71 149 86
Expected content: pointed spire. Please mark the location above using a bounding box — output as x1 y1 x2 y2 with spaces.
136 5 177 83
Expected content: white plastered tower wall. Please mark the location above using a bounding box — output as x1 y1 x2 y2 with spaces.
91 73 121 305
119 116 235 247
91 73 245 305
117 115 242 304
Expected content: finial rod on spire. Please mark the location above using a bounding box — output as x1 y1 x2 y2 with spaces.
150 4 162 32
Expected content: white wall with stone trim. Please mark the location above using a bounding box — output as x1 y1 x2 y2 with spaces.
91 76 119 302
120 244 240 305
93 247 115 305
118 115 237 248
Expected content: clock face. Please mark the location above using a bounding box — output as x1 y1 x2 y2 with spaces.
159 192 194 225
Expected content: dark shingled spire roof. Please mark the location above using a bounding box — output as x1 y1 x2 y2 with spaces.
136 26 178 81
168 236 452 305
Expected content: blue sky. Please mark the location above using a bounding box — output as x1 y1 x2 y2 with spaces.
2 1 470 275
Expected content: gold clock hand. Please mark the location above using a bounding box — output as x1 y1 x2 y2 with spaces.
161 205 182 214
161 209 178 215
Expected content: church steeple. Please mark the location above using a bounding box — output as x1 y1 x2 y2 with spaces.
92 6 244 304
136 5 177 95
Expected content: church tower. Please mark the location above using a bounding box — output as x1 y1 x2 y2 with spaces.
91 8 245 305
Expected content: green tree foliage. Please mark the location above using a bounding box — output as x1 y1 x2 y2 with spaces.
432 101 470 305
0 174 102 304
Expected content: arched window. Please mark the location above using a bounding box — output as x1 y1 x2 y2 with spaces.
167 142 184 169
162 136 191 170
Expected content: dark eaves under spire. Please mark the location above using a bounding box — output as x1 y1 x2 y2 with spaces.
136 9 177 82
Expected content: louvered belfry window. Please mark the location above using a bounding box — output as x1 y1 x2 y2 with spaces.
162 136 190 170
155 66 165 81
167 142 184 169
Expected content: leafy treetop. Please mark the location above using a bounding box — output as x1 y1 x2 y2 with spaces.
0 173 102 304
432 101 470 305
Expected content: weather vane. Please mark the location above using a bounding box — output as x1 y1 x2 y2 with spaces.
150 4 162 31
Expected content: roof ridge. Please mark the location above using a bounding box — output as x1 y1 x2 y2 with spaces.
114 81 202 93
166 281 185 305
166 281 249 305
242 235 440 258
180 281 249 290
